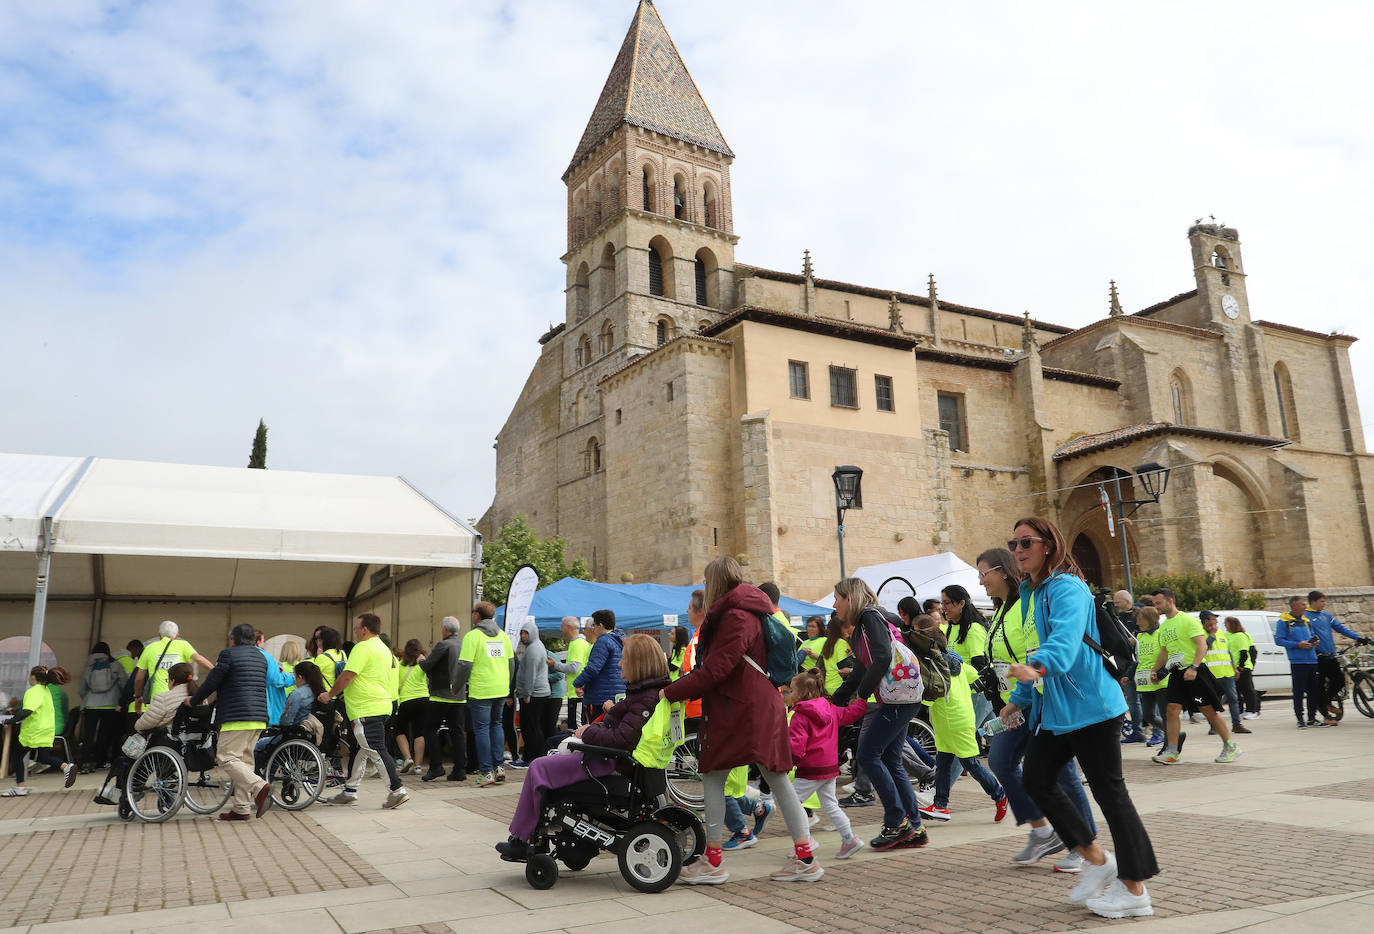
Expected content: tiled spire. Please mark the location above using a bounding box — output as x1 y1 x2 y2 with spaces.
564 1 732 179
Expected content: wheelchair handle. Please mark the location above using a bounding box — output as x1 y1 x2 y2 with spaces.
565 741 631 759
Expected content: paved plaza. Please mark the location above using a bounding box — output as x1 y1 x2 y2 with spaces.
1 715 1371 934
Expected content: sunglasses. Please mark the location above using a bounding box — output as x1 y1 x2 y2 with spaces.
1008 536 1047 551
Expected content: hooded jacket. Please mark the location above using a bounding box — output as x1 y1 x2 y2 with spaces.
1008 572 1128 734
190 644 270 725
1275 612 1318 664
135 681 191 733
515 619 551 700
581 675 672 753
453 615 515 699
419 632 463 701
663 583 792 774
80 653 126 708
574 628 626 707
789 695 867 780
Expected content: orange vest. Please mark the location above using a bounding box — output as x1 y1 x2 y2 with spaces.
681 632 702 718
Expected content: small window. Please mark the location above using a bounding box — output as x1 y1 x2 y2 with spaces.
657 319 667 346
937 392 967 452
788 361 810 400
575 344 583 368
829 366 858 408
642 168 652 212
615 408 622 425
585 437 601 474
695 258 708 305
875 375 894 412
673 176 686 220
666 381 674 402
648 246 664 296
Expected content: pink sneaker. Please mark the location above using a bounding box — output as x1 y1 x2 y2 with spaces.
678 858 729 885
835 837 864 860
770 855 824 882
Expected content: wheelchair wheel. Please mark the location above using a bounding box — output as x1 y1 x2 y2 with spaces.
526 853 559 890
125 746 185 823
618 821 680 893
666 732 703 808
183 767 233 814
654 805 705 864
267 739 326 810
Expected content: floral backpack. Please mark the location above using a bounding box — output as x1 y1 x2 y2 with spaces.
857 609 925 704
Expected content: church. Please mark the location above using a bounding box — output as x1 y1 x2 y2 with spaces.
483 1 1373 603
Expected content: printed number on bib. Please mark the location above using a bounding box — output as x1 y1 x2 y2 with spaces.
1167 652 1185 670
1134 668 1154 687
992 661 1011 692
157 657 177 671
485 642 505 659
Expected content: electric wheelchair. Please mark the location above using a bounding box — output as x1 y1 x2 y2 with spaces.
519 741 705 894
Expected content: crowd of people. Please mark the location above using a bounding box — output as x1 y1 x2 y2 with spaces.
3 520 1368 920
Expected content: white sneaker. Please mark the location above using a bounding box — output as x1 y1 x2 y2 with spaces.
835 837 864 860
383 788 409 809
770 856 824 883
1054 851 1084 873
915 788 935 809
1086 880 1154 919
326 791 358 805
1 787 30 797
839 782 855 795
679 859 729 885
820 821 839 832
1070 852 1117 904
1241 712 1258 720
807 812 820 828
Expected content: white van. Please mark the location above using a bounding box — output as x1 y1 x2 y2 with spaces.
1204 609 1291 695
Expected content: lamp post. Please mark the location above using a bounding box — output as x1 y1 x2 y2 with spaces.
832 465 863 579
1111 461 1171 595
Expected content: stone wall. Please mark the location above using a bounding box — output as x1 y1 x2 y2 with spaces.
1259 587 1374 640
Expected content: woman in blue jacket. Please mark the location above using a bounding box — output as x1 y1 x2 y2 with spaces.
1000 516 1157 920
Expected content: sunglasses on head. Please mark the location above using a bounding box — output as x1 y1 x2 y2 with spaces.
1008 536 1047 551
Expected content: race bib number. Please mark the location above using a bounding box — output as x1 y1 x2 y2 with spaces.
1134 668 1155 687
485 642 505 659
669 706 685 744
992 661 1011 692
1167 652 1185 670
157 657 177 671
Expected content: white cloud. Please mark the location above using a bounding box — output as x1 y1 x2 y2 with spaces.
1 0 1371 525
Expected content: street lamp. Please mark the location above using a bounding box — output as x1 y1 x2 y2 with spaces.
832 465 863 579
1111 461 1172 595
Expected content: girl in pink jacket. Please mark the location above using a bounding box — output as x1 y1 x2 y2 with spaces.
786 670 868 860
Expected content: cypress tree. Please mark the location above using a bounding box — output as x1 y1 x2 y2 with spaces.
248 419 268 469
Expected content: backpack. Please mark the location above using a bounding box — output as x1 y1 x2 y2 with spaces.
855 609 925 703
899 627 953 702
1046 586 1138 678
87 660 117 694
752 611 800 687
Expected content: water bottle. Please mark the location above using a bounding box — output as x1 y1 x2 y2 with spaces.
980 713 1023 738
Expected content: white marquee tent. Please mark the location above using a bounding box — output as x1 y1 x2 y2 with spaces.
0 453 481 701
813 552 992 614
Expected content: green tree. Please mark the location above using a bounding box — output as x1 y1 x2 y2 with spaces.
480 514 592 603
1131 569 1265 611
248 418 268 469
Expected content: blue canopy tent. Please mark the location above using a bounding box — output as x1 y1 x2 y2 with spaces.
494 578 680 632
495 579 833 633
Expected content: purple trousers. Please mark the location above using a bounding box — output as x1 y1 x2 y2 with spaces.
509 751 616 840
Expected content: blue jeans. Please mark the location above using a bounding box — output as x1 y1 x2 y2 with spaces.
971 692 994 730
1122 666 1144 735
1214 676 1242 725
934 751 1004 808
857 702 924 829
469 698 506 774
723 794 752 835
987 716 1097 832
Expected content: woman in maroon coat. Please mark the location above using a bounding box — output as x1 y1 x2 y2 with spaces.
664 557 822 885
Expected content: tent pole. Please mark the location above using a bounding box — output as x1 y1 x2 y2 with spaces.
28 517 54 672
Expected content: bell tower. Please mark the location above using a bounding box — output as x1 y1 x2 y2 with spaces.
1188 221 1250 328
560 0 739 370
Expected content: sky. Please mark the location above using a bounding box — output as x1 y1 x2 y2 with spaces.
3 1 1371 526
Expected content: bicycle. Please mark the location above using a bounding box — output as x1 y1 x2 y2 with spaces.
1322 639 1374 722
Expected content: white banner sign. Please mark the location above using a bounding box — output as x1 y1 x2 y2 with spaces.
504 565 540 645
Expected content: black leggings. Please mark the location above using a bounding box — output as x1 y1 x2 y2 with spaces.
16 746 65 784
82 708 124 767
519 697 550 763
1235 668 1260 713
424 701 467 777
1023 715 1158 883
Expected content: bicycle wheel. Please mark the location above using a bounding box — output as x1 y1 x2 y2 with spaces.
908 718 936 759
183 766 233 814
666 732 703 808
125 746 185 823
1352 674 1374 719
267 739 326 810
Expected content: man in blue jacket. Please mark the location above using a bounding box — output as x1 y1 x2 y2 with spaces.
190 623 273 821
1275 595 1321 727
1306 590 1369 725
572 609 625 718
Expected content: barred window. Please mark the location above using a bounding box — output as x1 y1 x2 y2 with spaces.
829 366 858 408
875 375 894 412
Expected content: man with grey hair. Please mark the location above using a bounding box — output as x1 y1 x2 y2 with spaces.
133 620 212 712
419 615 467 781
548 616 585 731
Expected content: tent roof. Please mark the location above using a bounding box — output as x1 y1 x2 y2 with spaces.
496 578 832 632
0 452 478 570
813 553 991 613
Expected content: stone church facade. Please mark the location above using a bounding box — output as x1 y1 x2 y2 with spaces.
483 0 1373 603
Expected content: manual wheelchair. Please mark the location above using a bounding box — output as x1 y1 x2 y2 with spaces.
518 741 705 894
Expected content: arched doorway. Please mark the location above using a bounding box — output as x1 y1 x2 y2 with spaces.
1072 534 1104 589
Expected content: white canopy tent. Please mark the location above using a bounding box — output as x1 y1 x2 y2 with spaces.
0 453 481 699
813 552 992 614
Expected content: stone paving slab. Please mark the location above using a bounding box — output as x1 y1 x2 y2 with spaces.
0 809 383 929
1277 778 1372 801
701 810 1374 933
